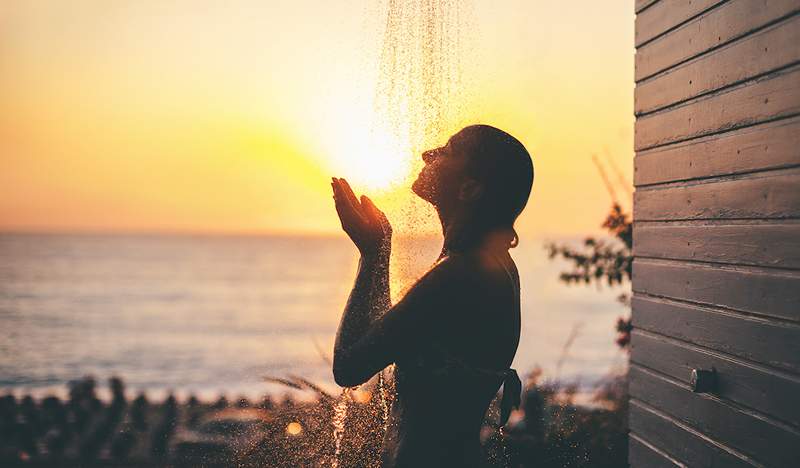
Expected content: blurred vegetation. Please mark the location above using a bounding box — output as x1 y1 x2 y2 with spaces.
1 370 627 467
545 203 633 349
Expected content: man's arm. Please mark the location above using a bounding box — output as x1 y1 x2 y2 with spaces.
332 255 462 387
330 177 393 386
329 177 466 387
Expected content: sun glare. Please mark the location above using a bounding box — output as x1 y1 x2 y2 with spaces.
314 0 471 201
327 123 415 194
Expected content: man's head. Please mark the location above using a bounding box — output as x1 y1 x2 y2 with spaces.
412 125 534 243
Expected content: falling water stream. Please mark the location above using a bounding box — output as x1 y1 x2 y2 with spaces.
330 1 510 467
366 0 475 253
331 388 351 468
378 366 393 426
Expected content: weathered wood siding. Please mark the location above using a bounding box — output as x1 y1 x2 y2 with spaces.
631 1 800 466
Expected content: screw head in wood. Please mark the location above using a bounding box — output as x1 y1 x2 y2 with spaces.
690 368 716 393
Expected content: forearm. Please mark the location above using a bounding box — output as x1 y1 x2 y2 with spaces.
372 250 391 313
334 251 390 358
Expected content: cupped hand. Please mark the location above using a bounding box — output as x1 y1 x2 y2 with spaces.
331 177 392 257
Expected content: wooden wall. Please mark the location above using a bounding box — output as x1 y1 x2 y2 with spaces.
630 1 800 466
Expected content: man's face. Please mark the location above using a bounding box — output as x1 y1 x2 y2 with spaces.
411 136 467 207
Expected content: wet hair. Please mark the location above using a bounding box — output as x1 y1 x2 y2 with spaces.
451 124 534 248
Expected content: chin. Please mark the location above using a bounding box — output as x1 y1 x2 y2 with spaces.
412 179 436 204
411 176 423 196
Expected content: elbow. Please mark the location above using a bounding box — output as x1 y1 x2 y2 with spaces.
333 371 360 388
332 355 367 388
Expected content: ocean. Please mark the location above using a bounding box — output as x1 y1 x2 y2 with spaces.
0 233 628 401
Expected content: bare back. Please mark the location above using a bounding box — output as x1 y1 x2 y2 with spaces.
381 249 521 467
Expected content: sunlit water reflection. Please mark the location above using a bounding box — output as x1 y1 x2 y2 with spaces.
0 233 627 401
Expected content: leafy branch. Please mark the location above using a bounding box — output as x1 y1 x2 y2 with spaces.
545 203 633 349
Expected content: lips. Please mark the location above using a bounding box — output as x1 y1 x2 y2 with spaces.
416 165 431 184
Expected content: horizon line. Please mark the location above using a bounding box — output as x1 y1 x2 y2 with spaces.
0 226 601 242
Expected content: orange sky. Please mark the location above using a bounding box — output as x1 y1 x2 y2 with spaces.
0 0 634 238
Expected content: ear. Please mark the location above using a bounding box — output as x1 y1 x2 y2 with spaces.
458 178 484 202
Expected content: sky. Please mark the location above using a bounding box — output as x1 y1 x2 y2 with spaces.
0 0 634 238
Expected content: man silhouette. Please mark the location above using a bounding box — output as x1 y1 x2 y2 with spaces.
332 124 533 467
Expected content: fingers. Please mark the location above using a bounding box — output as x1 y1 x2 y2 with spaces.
331 179 347 215
331 177 389 229
331 178 392 254
358 195 376 217
332 178 361 215
361 195 391 233
360 195 379 222
338 178 362 212
331 179 353 223
331 178 349 210
331 177 366 228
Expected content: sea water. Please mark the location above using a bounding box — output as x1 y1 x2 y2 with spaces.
0 232 627 401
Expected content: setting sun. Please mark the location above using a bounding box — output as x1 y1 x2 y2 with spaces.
0 0 634 238
325 125 414 193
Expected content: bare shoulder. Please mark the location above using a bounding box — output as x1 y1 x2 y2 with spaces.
397 253 479 305
422 252 486 284
441 250 516 280
399 251 515 310
420 251 516 298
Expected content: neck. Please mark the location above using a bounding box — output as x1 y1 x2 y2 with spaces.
437 205 511 257
436 205 456 258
